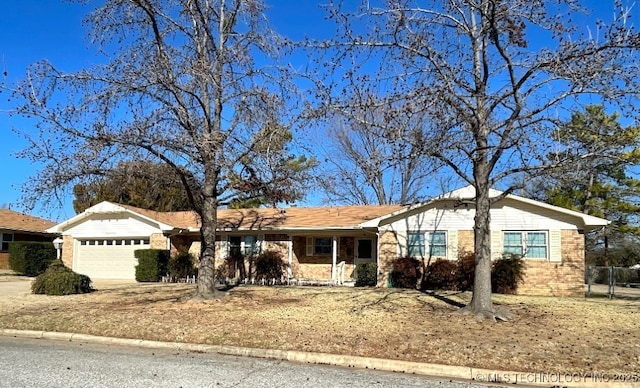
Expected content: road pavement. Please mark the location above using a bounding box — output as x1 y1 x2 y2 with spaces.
0 336 486 388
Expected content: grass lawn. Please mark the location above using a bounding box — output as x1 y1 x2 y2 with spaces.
0 282 638 374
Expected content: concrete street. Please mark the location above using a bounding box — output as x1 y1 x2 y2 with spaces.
0 336 485 388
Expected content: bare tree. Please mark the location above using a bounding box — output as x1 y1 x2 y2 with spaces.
317 100 441 205
319 0 640 319
6 0 310 298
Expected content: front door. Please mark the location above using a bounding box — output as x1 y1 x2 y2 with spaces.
355 238 374 265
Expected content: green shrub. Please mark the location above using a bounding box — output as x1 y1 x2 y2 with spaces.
254 250 286 282
388 256 421 289
32 260 93 295
169 251 197 280
8 241 56 277
134 249 170 282
355 262 377 287
456 251 476 291
491 253 525 294
423 259 458 290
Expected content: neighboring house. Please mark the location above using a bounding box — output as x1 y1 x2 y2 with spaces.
47 186 609 296
0 208 57 269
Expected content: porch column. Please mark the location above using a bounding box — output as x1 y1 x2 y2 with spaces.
287 235 293 278
331 235 337 281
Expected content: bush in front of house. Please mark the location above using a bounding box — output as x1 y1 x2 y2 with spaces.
422 259 458 291
169 251 198 280
388 256 422 289
491 253 525 294
134 249 170 282
8 241 56 277
456 251 476 291
254 250 286 283
32 260 93 295
355 262 378 287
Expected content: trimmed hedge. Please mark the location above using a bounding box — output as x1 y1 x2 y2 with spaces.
422 253 526 294
255 250 286 282
355 262 378 287
169 251 198 279
456 251 476 291
492 253 525 294
32 260 93 295
135 249 170 282
388 256 421 289
423 259 458 290
8 241 56 277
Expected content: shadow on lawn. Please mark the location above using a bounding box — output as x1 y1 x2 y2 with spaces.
422 290 467 308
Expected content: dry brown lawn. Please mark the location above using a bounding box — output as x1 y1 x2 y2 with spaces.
0 280 638 375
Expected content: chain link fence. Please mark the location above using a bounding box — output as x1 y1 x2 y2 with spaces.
586 265 640 298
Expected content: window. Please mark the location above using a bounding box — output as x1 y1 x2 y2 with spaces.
407 233 425 257
1 233 13 251
229 235 260 257
503 231 547 259
429 232 447 257
314 237 332 255
242 235 259 256
406 231 447 258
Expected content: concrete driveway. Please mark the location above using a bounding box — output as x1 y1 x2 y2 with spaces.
0 275 32 296
0 272 138 296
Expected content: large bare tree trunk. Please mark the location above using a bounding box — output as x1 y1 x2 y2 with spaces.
196 196 219 297
468 177 494 317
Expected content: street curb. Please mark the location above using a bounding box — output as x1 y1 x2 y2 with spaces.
1 329 636 387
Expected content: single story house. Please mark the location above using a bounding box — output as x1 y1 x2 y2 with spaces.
47 186 609 296
0 208 57 269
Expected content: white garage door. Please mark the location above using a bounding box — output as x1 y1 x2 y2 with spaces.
75 238 150 280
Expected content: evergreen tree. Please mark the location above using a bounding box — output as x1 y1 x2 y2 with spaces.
544 105 640 266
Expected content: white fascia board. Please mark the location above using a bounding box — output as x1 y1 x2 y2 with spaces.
505 194 610 228
46 201 176 233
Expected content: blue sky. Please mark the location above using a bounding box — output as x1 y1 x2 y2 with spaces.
0 0 634 221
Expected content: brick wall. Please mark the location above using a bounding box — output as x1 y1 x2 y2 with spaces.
408 228 585 296
0 252 8 269
149 233 168 250
517 229 585 296
458 230 474 256
377 231 398 287
61 235 74 268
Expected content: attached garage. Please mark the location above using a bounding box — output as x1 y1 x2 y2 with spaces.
47 202 176 280
74 238 150 280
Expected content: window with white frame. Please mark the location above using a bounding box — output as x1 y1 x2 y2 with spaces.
229 235 260 257
407 233 425 257
242 235 259 256
1 233 13 251
314 237 332 255
429 232 447 257
407 231 447 258
503 231 547 259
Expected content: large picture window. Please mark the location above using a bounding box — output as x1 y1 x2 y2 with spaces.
407 231 447 258
503 231 547 259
